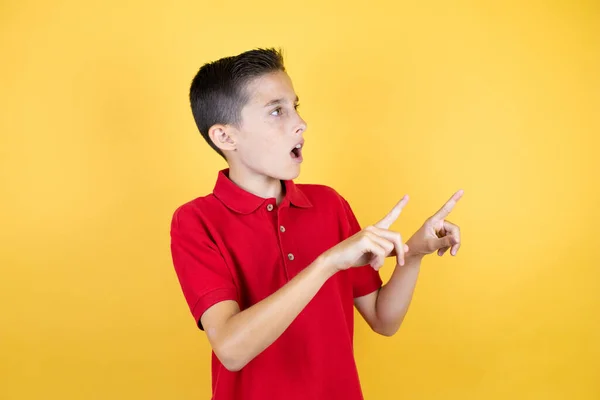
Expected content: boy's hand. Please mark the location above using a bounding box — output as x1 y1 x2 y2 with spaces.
320 196 410 273
406 190 464 258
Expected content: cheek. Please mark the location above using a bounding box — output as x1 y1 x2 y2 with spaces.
239 132 279 164
252 123 283 152
238 118 286 160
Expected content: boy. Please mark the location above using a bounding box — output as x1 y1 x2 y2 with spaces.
170 48 463 400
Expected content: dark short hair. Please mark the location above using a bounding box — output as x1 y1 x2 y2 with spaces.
189 48 286 158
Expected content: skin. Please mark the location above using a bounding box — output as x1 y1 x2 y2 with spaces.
202 70 463 371
208 70 306 204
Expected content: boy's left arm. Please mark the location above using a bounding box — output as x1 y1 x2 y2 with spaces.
354 190 464 337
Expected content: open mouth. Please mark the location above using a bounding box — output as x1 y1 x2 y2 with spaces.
290 143 303 160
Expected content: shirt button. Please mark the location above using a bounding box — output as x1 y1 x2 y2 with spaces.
266 204 274 211
280 226 286 232
288 253 294 261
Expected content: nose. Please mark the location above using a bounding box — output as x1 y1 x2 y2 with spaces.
295 115 307 135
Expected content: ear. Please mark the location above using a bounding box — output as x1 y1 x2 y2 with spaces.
208 124 237 153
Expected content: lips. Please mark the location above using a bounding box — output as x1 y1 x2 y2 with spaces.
290 140 304 161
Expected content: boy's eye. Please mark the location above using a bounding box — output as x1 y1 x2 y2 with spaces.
270 104 300 116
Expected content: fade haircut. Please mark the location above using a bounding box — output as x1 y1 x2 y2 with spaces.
189 48 286 159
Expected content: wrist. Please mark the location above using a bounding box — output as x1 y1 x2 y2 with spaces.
313 254 339 279
405 238 425 261
403 251 424 265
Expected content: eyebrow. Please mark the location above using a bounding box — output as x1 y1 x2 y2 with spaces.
264 96 300 107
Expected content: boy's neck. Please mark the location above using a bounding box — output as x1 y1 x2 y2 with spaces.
227 166 285 205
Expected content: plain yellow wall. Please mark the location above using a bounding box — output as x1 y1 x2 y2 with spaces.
1 0 598 399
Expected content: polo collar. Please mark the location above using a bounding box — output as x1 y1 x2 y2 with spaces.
213 169 312 214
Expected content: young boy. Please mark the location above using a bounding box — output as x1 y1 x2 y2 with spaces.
170 48 463 400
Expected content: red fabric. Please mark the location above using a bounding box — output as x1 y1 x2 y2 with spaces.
170 169 382 400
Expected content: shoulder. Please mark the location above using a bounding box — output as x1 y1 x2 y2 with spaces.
296 183 349 206
170 193 221 231
295 183 356 219
296 183 362 235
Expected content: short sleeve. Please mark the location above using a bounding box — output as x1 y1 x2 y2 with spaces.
170 204 239 330
339 197 383 298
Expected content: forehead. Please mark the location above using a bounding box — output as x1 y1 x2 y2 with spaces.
243 70 297 106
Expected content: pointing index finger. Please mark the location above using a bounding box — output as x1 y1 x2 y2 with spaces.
432 189 464 220
375 195 409 229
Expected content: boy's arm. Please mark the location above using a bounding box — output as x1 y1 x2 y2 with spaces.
199 220 404 372
354 190 463 336
200 258 333 371
354 253 423 336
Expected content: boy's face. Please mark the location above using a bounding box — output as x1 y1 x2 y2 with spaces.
229 70 307 181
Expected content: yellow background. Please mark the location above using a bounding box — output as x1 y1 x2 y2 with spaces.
1 0 598 399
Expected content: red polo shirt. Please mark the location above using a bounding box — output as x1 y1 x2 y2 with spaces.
170 169 382 400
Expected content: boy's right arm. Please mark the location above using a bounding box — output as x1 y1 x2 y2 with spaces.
200 256 334 372
199 200 409 372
